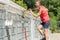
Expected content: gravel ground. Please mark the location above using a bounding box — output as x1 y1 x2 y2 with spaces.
49 33 60 40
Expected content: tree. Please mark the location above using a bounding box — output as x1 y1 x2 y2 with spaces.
23 0 36 9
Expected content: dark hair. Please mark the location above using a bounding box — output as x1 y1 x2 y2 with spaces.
36 0 47 8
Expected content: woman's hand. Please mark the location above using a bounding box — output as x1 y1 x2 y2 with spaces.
29 9 32 13
28 9 39 18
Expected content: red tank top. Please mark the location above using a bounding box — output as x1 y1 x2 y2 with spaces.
37 6 50 22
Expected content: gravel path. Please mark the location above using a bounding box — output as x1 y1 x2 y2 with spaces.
49 33 60 40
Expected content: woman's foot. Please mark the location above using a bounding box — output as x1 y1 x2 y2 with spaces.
41 37 46 40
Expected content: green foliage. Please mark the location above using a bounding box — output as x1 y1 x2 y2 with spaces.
50 17 57 33
12 0 27 9
23 0 36 9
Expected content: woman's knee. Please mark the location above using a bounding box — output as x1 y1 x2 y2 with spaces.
38 25 43 30
44 28 48 33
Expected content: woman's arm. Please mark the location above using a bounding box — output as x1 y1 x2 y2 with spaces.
31 12 40 18
29 9 41 18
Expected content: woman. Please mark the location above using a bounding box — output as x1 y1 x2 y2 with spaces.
29 1 50 40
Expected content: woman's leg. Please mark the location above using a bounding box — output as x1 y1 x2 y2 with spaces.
43 21 50 40
44 28 49 40
38 25 44 36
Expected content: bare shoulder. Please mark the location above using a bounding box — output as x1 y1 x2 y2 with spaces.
41 6 48 11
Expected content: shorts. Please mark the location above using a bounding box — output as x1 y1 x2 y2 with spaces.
41 20 50 28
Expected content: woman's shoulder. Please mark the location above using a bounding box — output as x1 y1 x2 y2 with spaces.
41 6 48 11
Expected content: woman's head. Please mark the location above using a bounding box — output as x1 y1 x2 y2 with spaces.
35 1 41 7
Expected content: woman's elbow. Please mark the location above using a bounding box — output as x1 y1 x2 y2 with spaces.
36 15 39 18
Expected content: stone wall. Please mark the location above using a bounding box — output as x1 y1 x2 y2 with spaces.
0 0 42 40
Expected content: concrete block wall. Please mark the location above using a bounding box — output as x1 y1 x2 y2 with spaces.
0 0 42 40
